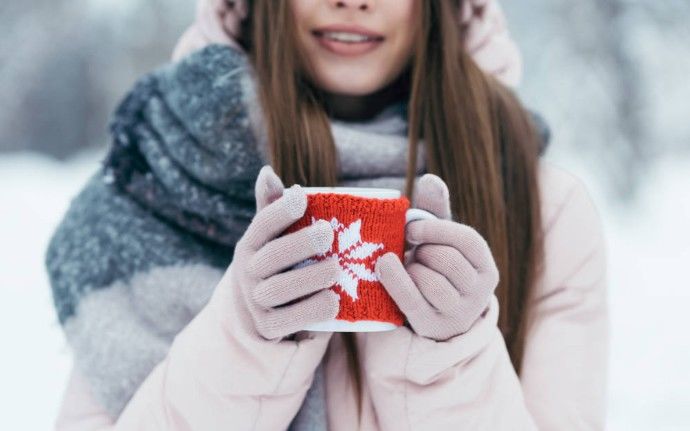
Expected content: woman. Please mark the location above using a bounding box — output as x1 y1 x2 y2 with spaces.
48 0 608 429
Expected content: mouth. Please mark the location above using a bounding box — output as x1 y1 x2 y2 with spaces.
312 25 384 57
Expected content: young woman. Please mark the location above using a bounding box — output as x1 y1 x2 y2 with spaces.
48 0 608 429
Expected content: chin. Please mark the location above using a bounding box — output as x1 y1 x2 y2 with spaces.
316 72 391 96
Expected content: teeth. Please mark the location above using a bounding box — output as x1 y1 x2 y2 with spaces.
321 31 375 43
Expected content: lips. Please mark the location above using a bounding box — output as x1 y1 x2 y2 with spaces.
312 24 385 40
312 24 384 57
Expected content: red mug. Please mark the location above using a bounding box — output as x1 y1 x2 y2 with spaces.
282 187 437 332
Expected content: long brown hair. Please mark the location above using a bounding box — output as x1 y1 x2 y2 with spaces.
242 0 544 422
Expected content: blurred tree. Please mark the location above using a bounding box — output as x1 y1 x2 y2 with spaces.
503 0 689 203
0 0 193 158
568 0 650 201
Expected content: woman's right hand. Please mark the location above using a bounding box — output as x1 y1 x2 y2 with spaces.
54 165 344 430
227 164 341 341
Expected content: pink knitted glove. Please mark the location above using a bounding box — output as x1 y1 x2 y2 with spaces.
374 174 499 341
226 164 342 341
171 0 522 88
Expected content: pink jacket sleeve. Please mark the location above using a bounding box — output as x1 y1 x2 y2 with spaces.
361 162 609 430
54 261 332 431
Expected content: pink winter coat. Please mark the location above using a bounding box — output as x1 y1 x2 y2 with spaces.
53 1 609 429
53 160 609 430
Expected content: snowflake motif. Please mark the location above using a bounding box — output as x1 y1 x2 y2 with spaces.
294 216 385 301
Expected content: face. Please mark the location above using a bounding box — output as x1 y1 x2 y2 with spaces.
290 0 417 96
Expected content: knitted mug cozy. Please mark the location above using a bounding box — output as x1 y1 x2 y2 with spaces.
282 193 412 330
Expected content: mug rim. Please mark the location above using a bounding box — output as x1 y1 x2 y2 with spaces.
301 186 401 198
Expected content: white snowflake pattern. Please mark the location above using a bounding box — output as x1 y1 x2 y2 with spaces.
294 216 385 301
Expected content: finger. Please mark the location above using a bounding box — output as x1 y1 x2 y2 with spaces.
242 184 308 251
412 174 452 220
374 252 436 326
255 165 285 212
403 247 415 266
251 257 339 308
406 219 495 272
247 219 333 280
406 262 463 315
256 289 340 340
413 244 478 296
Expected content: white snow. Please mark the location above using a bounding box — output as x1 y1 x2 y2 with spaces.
1 149 689 429
0 149 104 430
594 157 690 430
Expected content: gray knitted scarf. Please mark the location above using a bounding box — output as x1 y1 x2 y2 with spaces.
45 44 549 429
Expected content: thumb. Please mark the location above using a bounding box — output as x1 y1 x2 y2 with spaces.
412 174 452 220
375 253 431 324
255 165 284 212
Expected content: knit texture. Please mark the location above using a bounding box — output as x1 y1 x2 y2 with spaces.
45 43 551 429
284 193 411 326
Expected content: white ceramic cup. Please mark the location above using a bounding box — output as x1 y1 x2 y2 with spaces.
299 186 438 332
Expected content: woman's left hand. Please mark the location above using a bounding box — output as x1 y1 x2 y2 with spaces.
374 174 500 341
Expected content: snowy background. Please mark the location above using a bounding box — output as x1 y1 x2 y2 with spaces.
1 1 689 429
